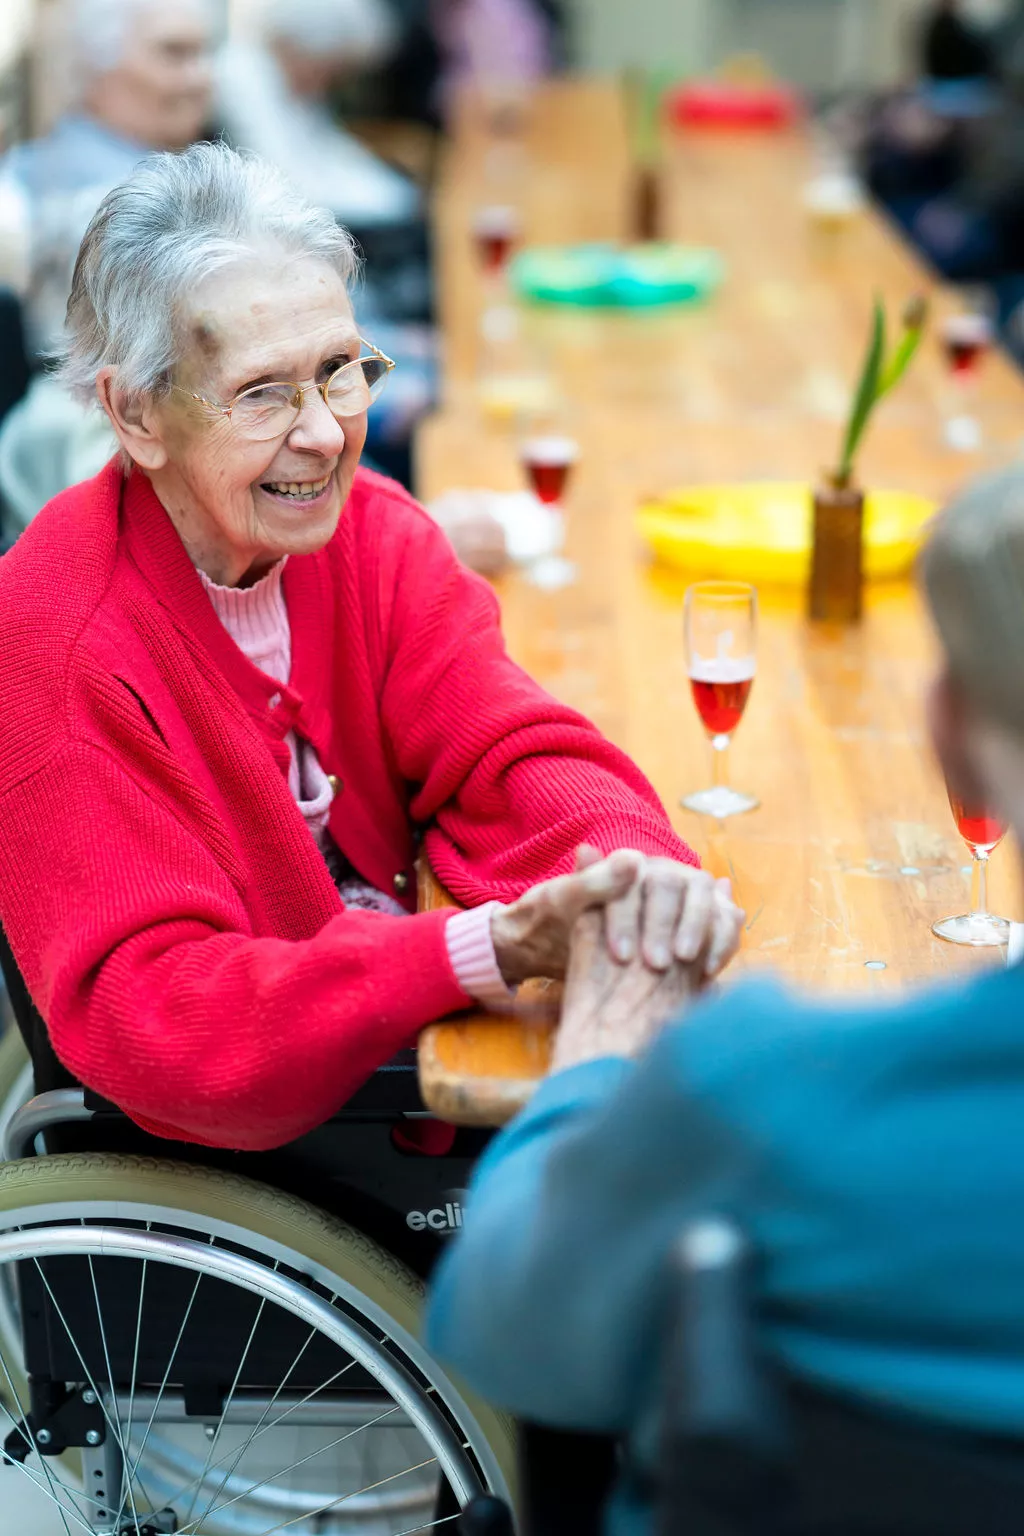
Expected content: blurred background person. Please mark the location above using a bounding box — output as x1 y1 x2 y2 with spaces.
217 0 432 494
431 0 561 122
0 0 214 356
921 0 994 81
428 467 1024 1533
0 0 214 542
217 0 418 229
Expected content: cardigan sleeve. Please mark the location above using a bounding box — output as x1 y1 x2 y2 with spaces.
0 740 470 1150
377 501 699 906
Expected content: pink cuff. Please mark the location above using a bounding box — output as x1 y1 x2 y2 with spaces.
445 902 515 1012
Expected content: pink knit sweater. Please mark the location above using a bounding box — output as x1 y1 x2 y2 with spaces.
199 560 512 1011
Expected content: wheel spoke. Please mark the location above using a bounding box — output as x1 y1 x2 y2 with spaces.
253 1455 440 1536
178 1257 279 1532
147 1355 362 1515
169 1310 322 1527
391 1514 462 1536
0 1363 92 1534
87 1251 148 1533
177 1399 406 1532
123 1245 210 1498
30 1252 157 1525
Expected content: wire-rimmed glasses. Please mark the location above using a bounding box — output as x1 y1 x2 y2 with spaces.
176 338 395 441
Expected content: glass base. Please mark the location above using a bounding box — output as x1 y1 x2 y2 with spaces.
943 413 982 452
680 785 760 819
526 555 577 590
932 911 1010 947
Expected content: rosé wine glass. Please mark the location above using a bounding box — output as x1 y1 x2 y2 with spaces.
933 787 1010 947
940 303 993 453
473 204 521 281
682 581 759 819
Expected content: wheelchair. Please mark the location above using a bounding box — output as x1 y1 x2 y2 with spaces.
0 921 517 1536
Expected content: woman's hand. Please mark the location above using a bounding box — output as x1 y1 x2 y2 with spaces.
490 845 744 987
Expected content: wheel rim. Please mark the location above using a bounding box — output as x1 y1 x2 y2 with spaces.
0 1219 490 1535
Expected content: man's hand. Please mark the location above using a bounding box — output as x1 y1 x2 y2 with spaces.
490 845 744 988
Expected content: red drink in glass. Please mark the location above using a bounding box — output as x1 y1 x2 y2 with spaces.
949 793 1006 855
933 784 1010 946
688 659 755 738
473 205 519 274
522 436 578 504
941 314 991 377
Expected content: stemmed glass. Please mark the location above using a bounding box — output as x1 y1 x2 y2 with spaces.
472 203 521 312
933 788 1010 947
940 293 993 452
517 417 580 591
681 582 759 819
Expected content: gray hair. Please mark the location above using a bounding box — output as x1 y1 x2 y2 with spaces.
261 0 397 65
919 465 1024 737
68 0 214 76
58 141 359 406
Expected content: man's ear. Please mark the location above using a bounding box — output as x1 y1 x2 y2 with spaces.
95 368 169 472
928 669 990 809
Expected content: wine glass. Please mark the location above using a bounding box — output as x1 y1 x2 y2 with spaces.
472 204 521 309
516 408 579 590
933 789 1010 947
681 582 759 819
940 293 993 453
520 433 578 506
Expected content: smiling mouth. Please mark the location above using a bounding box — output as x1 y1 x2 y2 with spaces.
260 474 333 502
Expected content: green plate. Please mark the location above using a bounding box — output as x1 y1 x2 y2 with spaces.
511 243 723 308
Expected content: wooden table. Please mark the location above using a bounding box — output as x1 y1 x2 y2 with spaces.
415 82 1024 1124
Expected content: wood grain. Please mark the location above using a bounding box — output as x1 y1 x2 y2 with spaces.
415 82 1024 1124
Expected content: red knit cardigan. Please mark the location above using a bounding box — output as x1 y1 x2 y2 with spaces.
0 463 697 1149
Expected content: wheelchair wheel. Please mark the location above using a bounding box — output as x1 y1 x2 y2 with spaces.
0 1153 515 1534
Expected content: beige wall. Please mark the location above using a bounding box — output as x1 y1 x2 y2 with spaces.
570 0 1004 90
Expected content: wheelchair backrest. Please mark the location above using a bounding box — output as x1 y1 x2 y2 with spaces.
656 1219 1024 1536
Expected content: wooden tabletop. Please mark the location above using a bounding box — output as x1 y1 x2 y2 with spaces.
415 82 1024 1125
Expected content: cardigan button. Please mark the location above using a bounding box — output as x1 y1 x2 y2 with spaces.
327 774 342 796
393 871 409 895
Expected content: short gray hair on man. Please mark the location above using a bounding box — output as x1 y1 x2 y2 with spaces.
919 466 1024 738
58 141 359 406
261 0 397 66
67 0 213 77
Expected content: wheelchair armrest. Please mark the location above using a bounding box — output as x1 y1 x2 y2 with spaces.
4 1089 95 1161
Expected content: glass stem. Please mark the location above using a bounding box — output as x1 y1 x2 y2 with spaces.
711 733 731 790
973 851 989 917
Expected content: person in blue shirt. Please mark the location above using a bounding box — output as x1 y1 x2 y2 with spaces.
427 465 1024 1535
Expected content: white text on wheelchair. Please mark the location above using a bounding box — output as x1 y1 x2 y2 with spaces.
406 1200 464 1232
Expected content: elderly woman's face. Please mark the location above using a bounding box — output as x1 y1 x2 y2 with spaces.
146 258 366 586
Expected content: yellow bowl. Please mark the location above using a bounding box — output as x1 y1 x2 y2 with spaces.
636 481 937 585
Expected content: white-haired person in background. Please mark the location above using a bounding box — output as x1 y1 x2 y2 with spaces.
0 0 214 540
0 0 214 355
216 0 513 571
217 0 418 229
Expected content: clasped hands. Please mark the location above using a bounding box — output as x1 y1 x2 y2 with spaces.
490 844 744 993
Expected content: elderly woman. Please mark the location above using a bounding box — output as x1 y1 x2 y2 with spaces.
0 144 742 1152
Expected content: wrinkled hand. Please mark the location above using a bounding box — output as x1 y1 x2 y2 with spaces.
551 908 700 1071
490 844 744 988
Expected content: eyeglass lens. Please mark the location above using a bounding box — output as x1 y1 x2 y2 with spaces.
233 356 391 440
